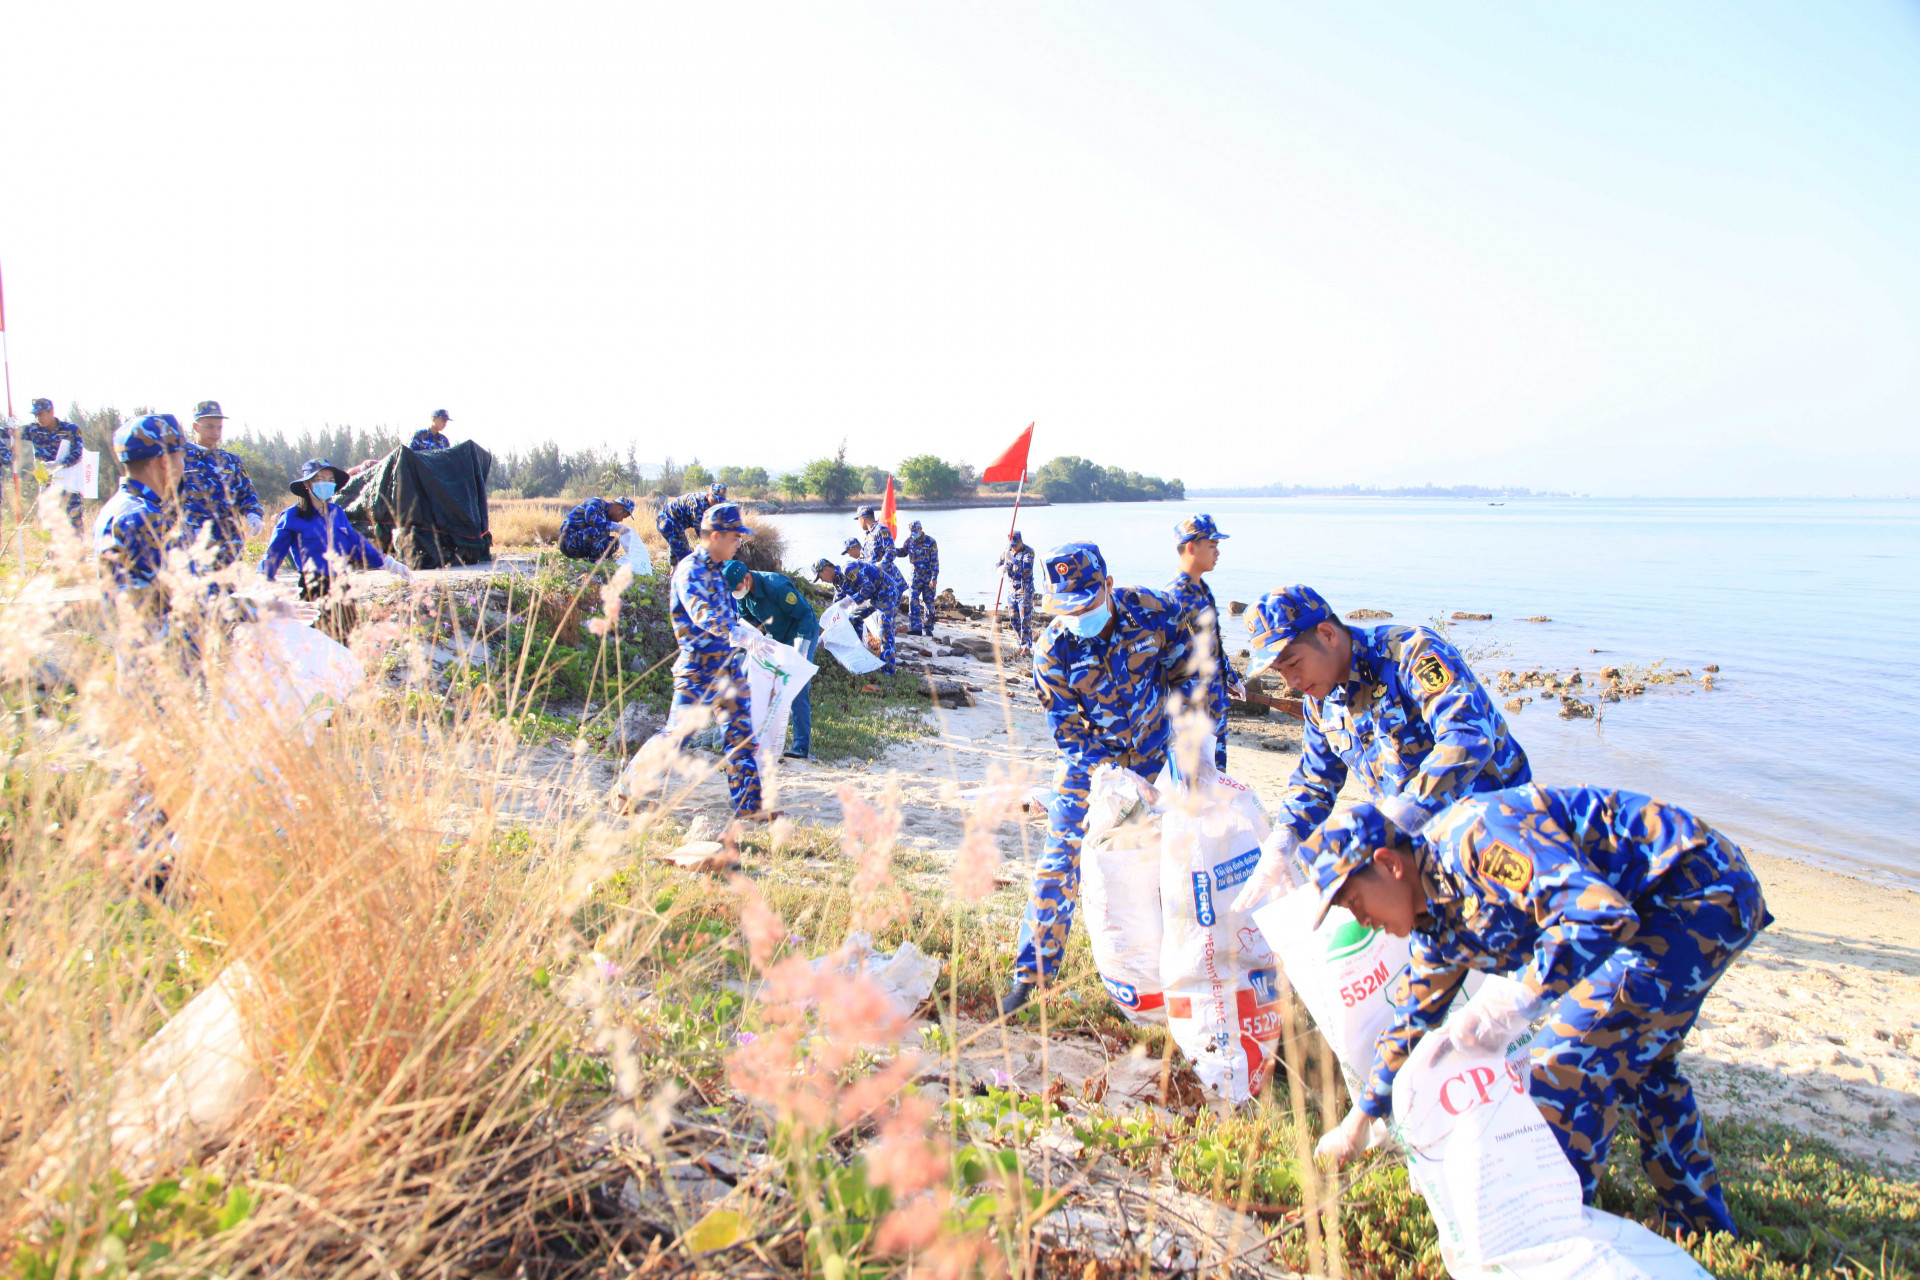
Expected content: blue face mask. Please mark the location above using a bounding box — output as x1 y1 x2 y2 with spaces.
1065 601 1111 638
310 481 336 501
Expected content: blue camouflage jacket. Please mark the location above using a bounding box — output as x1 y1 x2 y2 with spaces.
21 418 84 467
895 531 939 582
1032 586 1195 778
669 547 742 667
93 477 179 593
1165 572 1233 727
832 559 897 606
1279 624 1528 841
0 424 12 470
862 523 908 592
260 501 393 580
998 542 1036 588
1358 785 1769 1118
560 498 624 557
409 428 450 453
178 442 263 566
659 490 714 533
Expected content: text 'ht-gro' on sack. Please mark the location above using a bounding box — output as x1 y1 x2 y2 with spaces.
1160 770 1282 1102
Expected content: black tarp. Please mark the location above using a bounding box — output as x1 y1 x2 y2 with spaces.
338 441 494 569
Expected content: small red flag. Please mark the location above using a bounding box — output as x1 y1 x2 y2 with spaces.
881 474 898 538
981 423 1034 484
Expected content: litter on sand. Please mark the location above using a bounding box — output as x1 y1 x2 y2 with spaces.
813 931 942 1018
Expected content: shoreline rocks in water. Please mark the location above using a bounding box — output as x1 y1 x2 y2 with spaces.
1346 608 1393 620
1451 611 1493 621
1495 660 1719 710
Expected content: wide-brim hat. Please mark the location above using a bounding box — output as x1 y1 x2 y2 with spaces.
194 399 226 420
291 458 350 495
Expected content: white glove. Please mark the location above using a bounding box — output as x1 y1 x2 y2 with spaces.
793 636 815 661
1315 1106 1376 1166
246 511 264 538
1448 979 1544 1053
1229 825 1301 914
729 621 771 653
1375 793 1433 837
386 559 413 581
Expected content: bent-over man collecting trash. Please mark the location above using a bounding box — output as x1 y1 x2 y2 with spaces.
1002 541 1193 1016
647 502 779 821
655 481 726 567
812 556 900 675
1302 789 1771 1238
559 495 639 564
1230 585 1529 913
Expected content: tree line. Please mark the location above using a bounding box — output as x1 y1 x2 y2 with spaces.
35 405 1181 507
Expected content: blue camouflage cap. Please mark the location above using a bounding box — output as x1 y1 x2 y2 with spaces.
842 537 863 555
710 480 727 498
721 559 750 591
1301 802 1394 928
1175 513 1229 547
909 520 923 533
432 409 451 421
194 399 226 420
30 397 55 414
1040 541 1108 614
1245 585 1336 677
855 505 876 520
701 501 750 534
812 557 838 579
1009 529 1023 544
114 413 187 463
616 495 636 512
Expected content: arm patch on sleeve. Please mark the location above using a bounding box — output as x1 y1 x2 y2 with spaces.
1413 653 1454 694
1477 840 1534 893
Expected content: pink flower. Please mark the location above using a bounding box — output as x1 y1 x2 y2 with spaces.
873 1197 944 1255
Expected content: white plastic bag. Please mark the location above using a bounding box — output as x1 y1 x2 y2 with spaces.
743 636 817 772
226 618 365 731
1079 766 1166 1023
1393 1030 1710 1279
52 449 100 498
814 931 942 1019
614 527 655 576
817 599 883 674
1254 890 1414 1096
1160 770 1282 1101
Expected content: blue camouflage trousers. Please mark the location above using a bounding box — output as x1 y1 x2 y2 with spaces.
1007 582 1034 647
1529 839 1769 1238
1014 752 1166 984
656 515 692 567
908 574 937 633
661 647 763 815
851 585 901 674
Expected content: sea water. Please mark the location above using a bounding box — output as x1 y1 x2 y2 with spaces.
771 497 1920 888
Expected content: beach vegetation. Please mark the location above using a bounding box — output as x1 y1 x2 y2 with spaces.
1029 454 1184 503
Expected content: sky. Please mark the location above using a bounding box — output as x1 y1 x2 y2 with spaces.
4 1 1918 496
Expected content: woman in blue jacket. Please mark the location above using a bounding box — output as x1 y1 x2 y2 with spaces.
259 458 410 638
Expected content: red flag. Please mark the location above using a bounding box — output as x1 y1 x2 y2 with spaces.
981 423 1034 484
881 474 898 538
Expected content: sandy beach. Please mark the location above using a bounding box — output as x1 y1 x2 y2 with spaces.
651 613 1920 1178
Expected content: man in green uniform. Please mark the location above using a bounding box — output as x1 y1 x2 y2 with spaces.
723 558 820 760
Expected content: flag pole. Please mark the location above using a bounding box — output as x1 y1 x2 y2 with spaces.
1 259 22 570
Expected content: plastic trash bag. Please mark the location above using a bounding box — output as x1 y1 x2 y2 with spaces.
614 527 655 577
817 599 884 674
226 618 365 733
1393 1028 1711 1279
815 931 942 1018
744 635 817 772
1079 765 1166 1023
1160 769 1282 1101
1254 889 1414 1096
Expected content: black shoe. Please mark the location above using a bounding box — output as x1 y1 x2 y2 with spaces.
782 749 810 760
999 982 1035 1017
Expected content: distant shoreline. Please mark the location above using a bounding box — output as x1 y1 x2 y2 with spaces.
1189 485 1563 499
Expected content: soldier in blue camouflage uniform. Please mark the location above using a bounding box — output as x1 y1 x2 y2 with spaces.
0 404 12 476
650 502 772 817
93 414 189 608
855 506 909 605
841 537 864 559
1003 542 1195 1014
894 519 940 635
812 555 900 674
1305 791 1770 1238
996 530 1037 650
19 397 86 529
558 495 636 561
177 400 265 572
408 409 452 453
1165 514 1245 771
1229 585 1530 913
655 481 727 567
